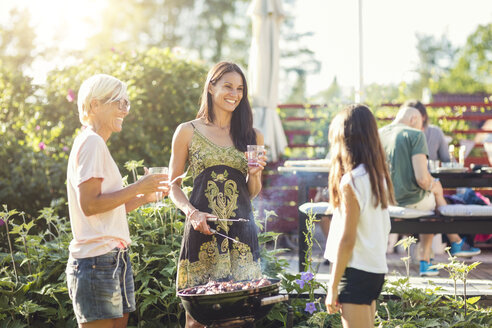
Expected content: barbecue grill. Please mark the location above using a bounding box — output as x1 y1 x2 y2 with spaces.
178 278 290 327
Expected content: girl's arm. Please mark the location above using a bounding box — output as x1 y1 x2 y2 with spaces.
325 183 360 314
169 123 214 235
246 130 266 199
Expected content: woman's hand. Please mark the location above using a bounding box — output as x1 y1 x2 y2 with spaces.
136 167 169 200
246 152 267 177
189 211 215 235
325 285 340 314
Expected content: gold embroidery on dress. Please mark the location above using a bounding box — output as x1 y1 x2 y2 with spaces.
177 237 230 289
230 240 262 281
205 170 239 233
177 236 261 290
188 129 248 180
220 238 228 253
177 127 260 290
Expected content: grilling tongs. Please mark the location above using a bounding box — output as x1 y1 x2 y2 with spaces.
206 217 249 222
209 228 247 245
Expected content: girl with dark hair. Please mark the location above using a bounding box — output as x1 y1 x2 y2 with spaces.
324 104 395 328
169 62 266 327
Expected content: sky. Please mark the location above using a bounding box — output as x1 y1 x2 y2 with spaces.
293 0 492 96
1 0 491 97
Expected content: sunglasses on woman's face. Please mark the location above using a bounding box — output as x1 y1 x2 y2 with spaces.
113 98 130 112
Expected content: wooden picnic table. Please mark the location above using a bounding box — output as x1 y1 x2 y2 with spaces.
278 164 492 271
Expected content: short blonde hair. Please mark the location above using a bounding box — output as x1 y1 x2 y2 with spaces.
77 74 127 126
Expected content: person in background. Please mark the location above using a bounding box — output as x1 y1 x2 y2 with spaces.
404 99 451 162
66 74 169 327
169 62 266 328
379 105 480 277
324 104 394 328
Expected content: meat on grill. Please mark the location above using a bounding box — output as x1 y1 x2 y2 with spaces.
180 278 272 295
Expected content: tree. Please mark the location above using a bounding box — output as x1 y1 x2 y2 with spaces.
85 0 250 65
410 33 457 98
311 77 343 104
281 5 320 103
0 8 37 71
432 23 492 94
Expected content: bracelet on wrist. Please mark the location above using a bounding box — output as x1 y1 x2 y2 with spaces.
187 208 198 220
427 178 438 191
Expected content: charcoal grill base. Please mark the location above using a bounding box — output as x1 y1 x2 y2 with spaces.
178 279 283 326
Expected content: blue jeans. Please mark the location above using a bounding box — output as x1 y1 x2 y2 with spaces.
66 248 136 323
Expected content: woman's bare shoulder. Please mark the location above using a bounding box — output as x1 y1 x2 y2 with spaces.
176 119 201 134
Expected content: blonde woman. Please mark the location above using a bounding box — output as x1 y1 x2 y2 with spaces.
66 74 168 327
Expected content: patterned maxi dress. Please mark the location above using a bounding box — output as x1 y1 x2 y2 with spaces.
177 127 262 290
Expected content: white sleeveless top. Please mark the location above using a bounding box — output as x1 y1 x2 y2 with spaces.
324 164 390 274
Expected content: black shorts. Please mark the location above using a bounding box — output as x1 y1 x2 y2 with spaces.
338 267 385 305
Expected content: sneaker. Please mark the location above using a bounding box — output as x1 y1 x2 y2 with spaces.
420 260 439 277
450 240 481 257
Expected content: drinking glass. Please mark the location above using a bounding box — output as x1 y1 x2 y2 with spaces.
149 167 169 207
428 160 440 173
247 145 265 167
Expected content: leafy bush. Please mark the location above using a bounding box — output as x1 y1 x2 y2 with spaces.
0 162 289 327
0 49 207 218
0 60 67 219
42 47 207 168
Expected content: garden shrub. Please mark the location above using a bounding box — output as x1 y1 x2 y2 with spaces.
0 49 207 218
41 47 207 169
0 60 67 219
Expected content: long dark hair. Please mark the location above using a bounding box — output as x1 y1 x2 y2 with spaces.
196 61 256 151
328 104 395 209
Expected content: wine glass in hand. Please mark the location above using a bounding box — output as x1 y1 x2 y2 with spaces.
149 167 169 207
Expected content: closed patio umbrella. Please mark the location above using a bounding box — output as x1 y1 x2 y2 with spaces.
248 0 287 162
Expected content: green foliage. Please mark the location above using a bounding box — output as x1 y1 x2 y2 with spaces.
395 236 418 279
0 8 37 71
0 48 206 217
85 0 251 65
279 104 341 159
0 60 67 219
377 278 492 327
0 163 292 326
42 47 207 168
432 23 492 94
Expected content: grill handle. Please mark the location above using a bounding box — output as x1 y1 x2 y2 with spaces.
260 294 288 306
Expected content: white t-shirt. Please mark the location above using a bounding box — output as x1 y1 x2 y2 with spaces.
66 128 130 259
324 164 390 274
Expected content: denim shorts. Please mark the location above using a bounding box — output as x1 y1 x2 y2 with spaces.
338 267 385 305
66 248 136 323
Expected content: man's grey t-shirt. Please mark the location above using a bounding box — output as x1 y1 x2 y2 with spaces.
379 123 429 206
424 124 450 162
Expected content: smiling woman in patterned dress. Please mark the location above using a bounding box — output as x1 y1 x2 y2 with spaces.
169 62 267 328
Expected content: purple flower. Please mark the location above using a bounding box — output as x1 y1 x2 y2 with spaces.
35 125 41 131
62 146 69 152
66 89 75 102
0 219 4 226
295 279 305 289
305 302 316 314
39 142 46 150
301 271 314 282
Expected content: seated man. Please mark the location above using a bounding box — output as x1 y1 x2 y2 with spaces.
379 105 480 276
404 99 451 163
